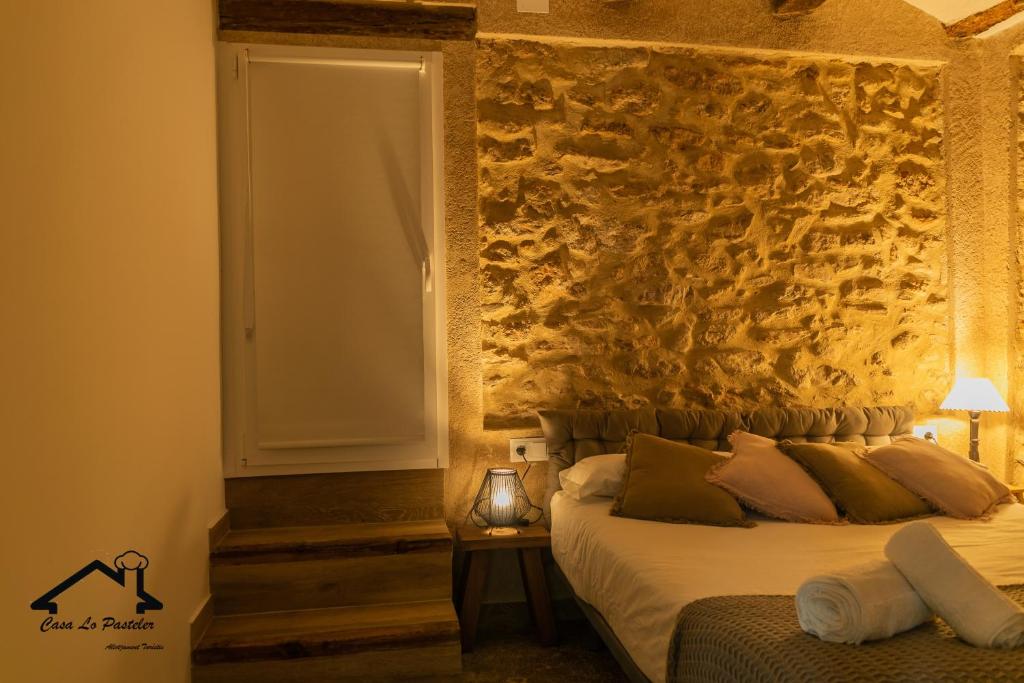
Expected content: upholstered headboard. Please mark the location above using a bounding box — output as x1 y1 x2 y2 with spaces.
539 405 914 524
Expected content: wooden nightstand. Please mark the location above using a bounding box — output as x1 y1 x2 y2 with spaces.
455 525 557 652
1009 485 1024 504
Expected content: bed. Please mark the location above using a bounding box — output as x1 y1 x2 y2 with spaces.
539 407 1024 683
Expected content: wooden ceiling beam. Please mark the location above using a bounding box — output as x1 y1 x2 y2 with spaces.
771 0 828 16
945 1 1024 38
219 0 477 41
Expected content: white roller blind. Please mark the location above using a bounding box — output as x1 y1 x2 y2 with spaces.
247 58 426 448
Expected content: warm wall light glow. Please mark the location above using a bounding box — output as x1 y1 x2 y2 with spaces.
468 467 542 531
940 377 1009 413
490 489 513 520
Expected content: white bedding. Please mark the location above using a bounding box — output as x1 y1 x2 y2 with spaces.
550 492 1024 683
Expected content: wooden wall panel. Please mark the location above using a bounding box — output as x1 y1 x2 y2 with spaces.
219 0 477 40
225 469 445 528
945 1 1024 38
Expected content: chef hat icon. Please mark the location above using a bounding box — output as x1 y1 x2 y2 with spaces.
113 550 149 571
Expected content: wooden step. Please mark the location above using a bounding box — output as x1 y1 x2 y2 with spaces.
212 519 453 563
192 600 461 683
211 520 452 615
225 470 444 529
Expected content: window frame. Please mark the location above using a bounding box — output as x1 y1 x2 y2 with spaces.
216 42 448 477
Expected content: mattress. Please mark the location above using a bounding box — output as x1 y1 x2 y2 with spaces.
550 492 1024 683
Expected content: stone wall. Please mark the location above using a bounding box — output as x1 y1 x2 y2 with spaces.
478 38 949 429
1014 55 1024 479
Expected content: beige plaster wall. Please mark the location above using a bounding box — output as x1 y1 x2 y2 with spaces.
0 3 225 681
956 24 1024 480
476 0 955 61
1013 51 1024 481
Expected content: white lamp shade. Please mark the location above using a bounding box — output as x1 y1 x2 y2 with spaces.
939 377 1009 413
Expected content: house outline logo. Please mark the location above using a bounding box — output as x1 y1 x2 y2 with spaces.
30 550 163 615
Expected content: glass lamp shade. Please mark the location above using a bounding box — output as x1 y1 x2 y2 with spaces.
940 377 1009 413
469 468 537 528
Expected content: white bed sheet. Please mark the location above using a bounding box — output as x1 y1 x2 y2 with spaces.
550 492 1024 683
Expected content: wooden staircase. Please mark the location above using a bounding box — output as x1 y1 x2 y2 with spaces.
192 472 461 682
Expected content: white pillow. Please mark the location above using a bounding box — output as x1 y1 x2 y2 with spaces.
559 453 627 500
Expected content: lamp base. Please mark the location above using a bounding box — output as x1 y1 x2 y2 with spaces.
486 526 521 537
968 410 981 463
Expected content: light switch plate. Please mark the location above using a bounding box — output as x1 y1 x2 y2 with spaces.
516 0 550 14
509 437 548 462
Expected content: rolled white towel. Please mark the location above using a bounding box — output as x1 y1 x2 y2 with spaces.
796 559 933 644
885 521 1024 649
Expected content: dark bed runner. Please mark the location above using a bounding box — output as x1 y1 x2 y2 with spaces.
668 585 1024 683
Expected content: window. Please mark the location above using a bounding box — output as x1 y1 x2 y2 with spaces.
217 43 447 475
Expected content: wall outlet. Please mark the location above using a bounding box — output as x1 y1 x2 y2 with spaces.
516 0 550 14
509 437 548 462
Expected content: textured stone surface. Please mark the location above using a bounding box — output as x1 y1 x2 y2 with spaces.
478 38 949 428
772 0 829 15
1014 54 1024 478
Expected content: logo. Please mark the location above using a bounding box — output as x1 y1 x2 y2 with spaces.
31 550 163 615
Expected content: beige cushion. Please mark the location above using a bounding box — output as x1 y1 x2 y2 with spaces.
706 431 840 523
779 442 933 524
863 437 1012 519
611 432 751 527
558 453 626 500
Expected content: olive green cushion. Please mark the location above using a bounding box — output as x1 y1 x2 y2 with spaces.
611 432 752 527
778 442 933 524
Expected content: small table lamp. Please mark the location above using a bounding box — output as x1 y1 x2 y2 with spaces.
939 377 1009 462
468 467 541 536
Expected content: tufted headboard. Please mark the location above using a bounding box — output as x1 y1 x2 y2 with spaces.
539 405 914 524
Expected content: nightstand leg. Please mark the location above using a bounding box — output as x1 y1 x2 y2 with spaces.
519 547 558 646
458 549 490 653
